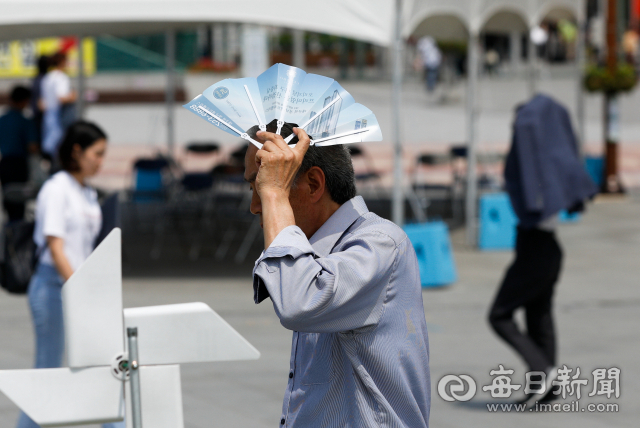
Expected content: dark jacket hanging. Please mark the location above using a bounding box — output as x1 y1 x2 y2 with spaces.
504 94 597 228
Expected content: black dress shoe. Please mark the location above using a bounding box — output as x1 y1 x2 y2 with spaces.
539 385 561 403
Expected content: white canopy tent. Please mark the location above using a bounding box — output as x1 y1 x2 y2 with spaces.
0 0 394 44
0 0 587 242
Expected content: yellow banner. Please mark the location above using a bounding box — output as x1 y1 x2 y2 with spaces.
0 37 96 78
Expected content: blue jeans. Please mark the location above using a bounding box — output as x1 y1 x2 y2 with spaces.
42 109 63 157
425 67 439 92
17 264 125 428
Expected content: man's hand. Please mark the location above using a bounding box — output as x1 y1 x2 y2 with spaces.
254 128 311 199
254 128 311 248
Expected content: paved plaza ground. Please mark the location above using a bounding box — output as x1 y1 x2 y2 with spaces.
0 192 638 428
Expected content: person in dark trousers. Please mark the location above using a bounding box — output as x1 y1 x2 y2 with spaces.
31 55 50 146
0 86 38 221
488 94 597 405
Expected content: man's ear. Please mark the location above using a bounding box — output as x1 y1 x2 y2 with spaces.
306 166 326 203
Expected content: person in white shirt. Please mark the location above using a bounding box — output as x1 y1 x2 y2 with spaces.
17 121 122 428
40 52 76 159
417 36 442 92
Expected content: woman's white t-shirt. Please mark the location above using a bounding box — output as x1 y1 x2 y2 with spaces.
34 171 102 271
41 69 71 112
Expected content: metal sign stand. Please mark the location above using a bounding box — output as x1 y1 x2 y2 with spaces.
127 327 143 428
391 0 404 227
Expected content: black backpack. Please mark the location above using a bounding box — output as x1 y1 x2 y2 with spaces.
0 221 38 294
0 192 119 294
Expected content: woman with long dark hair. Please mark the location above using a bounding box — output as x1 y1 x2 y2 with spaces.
17 121 123 428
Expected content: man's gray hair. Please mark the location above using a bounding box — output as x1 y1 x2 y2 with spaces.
247 120 357 205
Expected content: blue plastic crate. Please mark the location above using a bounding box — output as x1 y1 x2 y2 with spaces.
135 169 163 191
559 210 581 223
403 221 457 288
478 193 517 250
133 169 165 203
585 156 603 188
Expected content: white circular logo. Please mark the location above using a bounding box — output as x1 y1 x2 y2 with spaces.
213 86 229 99
438 374 477 402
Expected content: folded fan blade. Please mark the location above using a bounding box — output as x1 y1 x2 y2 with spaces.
303 81 355 140
244 84 266 130
63 228 124 368
124 302 260 365
316 104 383 145
312 128 372 146
284 94 343 144
202 77 266 133
183 94 243 138
125 365 183 428
0 367 123 427
257 64 337 127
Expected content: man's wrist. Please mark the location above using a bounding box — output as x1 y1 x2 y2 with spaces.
258 189 296 249
259 189 290 205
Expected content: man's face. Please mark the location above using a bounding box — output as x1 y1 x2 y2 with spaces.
244 142 311 229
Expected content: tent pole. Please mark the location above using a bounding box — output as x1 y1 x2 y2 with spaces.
166 29 176 158
293 29 305 69
576 0 587 157
391 0 404 226
76 35 85 119
465 33 480 246
528 36 537 97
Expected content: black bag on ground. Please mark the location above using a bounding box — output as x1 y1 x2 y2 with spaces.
0 221 37 294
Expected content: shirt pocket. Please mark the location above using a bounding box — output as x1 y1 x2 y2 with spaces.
297 333 334 385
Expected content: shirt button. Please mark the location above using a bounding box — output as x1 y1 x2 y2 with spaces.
280 418 286 425
289 372 293 378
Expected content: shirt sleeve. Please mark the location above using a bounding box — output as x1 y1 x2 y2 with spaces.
252 225 398 333
41 182 67 239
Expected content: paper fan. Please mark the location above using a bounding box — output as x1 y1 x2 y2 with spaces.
183 63 382 149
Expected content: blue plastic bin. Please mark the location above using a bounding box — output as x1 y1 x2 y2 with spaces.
135 169 163 192
585 156 603 188
478 193 517 250
403 221 457 288
559 210 580 223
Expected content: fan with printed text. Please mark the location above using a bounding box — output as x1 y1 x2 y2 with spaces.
184 63 383 148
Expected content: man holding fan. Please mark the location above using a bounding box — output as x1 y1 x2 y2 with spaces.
244 120 431 428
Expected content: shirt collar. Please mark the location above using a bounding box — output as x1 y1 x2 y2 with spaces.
308 196 368 257
60 170 92 195
61 171 82 189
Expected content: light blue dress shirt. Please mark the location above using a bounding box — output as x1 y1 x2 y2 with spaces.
253 196 430 427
